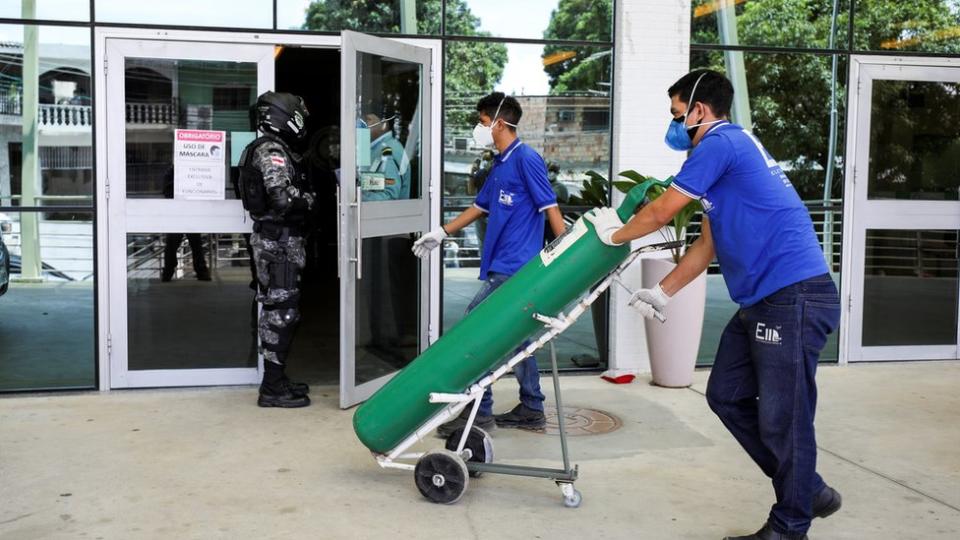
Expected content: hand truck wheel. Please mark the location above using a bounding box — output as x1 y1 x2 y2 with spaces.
444 426 494 478
414 449 469 504
558 482 582 508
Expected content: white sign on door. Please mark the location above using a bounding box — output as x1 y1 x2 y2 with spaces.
174 129 226 200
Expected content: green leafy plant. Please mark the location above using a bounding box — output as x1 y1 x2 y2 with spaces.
567 170 611 207
577 169 701 263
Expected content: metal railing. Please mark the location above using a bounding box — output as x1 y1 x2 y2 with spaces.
686 199 843 272
126 100 178 126
863 230 958 275
1 94 176 128
126 233 251 280
5 194 94 204
2 219 94 281
0 91 21 116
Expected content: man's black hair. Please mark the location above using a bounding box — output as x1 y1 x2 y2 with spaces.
476 92 522 130
667 70 734 118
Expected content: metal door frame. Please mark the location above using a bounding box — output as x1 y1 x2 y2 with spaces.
839 55 960 363
339 30 436 408
101 36 274 388
94 28 442 391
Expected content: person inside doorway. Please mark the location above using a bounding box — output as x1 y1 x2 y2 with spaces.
412 92 566 436
360 111 411 201
239 91 316 408
585 70 841 540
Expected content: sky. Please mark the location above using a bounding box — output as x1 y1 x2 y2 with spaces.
2 0 557 95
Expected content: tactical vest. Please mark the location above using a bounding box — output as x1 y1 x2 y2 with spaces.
237 135 305 218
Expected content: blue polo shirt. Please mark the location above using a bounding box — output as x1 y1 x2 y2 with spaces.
671 122 828 307
474 139 557 279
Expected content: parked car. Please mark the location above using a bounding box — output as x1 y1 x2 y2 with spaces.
0 212 10 296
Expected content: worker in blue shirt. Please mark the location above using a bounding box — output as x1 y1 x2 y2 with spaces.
413 92 566 436
586 70 841 540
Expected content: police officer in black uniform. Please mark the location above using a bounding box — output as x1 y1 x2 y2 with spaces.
238 92 316 408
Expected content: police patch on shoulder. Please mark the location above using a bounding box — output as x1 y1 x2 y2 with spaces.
270 155 286 167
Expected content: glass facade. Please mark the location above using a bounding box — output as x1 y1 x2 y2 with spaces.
441 27 614 371
688 0 958 365
1 1 952 391
0 1 618 392
0 23 95 391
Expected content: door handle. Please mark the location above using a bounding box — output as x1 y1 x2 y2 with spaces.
350 193 362 280
335 186 341 278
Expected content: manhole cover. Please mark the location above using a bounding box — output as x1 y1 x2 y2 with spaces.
538 406 622 436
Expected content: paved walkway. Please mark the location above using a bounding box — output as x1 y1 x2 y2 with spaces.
1 362 957 539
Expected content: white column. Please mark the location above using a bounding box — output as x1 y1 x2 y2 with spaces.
19 0 43 282
607 0 690 375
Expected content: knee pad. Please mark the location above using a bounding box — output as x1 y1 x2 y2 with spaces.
259 305 301 352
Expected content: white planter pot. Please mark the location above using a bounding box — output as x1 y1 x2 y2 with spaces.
641 258 706 388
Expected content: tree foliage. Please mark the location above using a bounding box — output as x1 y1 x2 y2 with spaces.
304 0 508 100
303 1 507 134
691 0 960 198
542 0 613 94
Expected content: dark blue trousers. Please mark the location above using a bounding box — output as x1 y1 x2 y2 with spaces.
706 274 840 535
467 272 545 417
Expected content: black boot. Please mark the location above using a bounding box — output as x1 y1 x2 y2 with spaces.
724 522 807 540
280 375 310 395
813 485 842 519
436 408 494 438
494 403 546 430
258 362 309 408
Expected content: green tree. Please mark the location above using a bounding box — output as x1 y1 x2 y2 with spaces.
542 0 613 94
690 0 960 199
304 1 507 130
304 0 441 34
304 1 507 93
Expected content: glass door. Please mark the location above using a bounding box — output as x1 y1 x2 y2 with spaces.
842 57 960 362
106 39 274 387
339 31 432 407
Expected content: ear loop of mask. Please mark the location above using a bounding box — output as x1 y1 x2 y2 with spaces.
681 72 707 125
680 72 724 137
491 97 518 129
367 115 396 129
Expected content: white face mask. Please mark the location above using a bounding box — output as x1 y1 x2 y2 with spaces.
472 122 494 147
471 96 517 148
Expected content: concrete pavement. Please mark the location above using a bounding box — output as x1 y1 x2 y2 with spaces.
1 362 958 539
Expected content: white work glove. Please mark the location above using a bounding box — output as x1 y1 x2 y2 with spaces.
584 207 624 246
412 226 448 258
629 284 670 322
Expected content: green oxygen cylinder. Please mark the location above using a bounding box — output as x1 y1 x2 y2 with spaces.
353 179 668 454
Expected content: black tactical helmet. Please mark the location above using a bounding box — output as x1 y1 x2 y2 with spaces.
255 91 309 146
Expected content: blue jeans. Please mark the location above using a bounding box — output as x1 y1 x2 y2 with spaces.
706 274 840 535
468 272 545 417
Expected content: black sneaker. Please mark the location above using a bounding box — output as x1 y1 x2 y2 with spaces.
195 269 212 281
257 381 310 408
813 485 842 519
436 409 495 438
494 403 546 430
723 522 807 540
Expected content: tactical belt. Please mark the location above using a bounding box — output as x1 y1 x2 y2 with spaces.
253 220 305 238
